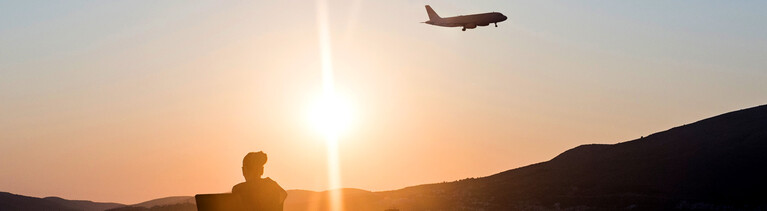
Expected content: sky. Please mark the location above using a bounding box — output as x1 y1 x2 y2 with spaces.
1 0 766 204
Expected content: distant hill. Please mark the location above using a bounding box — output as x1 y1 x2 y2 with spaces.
43 196 124 211
0 192 123 211
130 196 195 208
103 196 196 211
372 104 767 210
3 104 766 210
105 203 196 211
282 104 767 210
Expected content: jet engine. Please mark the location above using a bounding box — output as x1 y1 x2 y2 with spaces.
478 22 490 26
465 23 477 29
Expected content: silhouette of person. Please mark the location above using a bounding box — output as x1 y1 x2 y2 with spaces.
232 151 287 211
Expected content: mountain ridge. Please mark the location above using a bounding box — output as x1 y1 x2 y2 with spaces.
3 104 766 210
0 192 123 211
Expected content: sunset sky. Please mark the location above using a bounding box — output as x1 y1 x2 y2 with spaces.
2 0 766 204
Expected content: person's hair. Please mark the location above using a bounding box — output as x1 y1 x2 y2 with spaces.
243 151 267 167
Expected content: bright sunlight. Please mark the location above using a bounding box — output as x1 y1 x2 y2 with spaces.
308 94 354 138
315 0 347 210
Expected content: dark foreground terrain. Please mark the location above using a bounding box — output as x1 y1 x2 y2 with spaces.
3 104 767 210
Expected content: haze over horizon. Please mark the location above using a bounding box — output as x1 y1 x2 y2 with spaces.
1 0 766 204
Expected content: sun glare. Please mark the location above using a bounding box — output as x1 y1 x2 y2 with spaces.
315 0 346 210
308 94 354 138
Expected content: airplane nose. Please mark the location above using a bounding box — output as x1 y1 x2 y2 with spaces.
502 15 508 21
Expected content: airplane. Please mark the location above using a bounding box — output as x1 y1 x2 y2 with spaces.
423 5 507 31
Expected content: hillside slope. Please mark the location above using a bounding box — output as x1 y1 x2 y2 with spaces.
0 192 123 211
386 104 767 210
4 104 766 210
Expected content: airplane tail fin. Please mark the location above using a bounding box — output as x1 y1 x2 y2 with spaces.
425 5 441 21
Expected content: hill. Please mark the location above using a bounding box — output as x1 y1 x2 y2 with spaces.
105 203 196 211
375 104 767 210
129 196 195 208
3 104 767 210
283 104 767 210
0 192 123 211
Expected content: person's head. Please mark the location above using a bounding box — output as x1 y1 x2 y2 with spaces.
242 151 267 182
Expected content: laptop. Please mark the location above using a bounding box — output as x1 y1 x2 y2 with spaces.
195 193 245 211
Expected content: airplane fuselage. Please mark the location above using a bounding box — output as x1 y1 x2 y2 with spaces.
424 6 507 31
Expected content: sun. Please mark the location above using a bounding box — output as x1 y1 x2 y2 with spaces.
308 94 355 138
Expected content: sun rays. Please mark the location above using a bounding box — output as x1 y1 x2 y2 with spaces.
315 0 346 210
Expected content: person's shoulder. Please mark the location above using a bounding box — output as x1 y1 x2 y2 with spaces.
232 182 247 193
264 177 286 193
263 177 280 185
